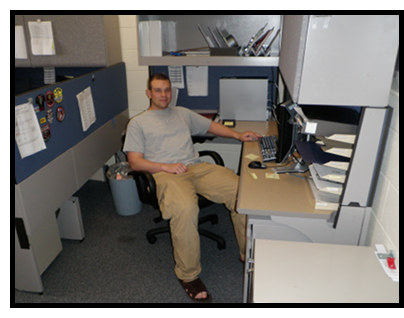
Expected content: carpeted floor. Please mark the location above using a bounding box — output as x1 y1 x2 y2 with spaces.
14 180 245 304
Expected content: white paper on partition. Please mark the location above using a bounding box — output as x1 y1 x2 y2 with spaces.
28 21 55 55
186 66 208 96
15 102 46 159
168 66 185 89
76 87 96 132
15 26 28 59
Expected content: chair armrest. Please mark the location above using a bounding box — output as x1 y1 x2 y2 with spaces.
128 170 159 210
198 151 224 167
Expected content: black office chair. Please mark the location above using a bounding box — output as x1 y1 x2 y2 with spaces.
128 151 226 250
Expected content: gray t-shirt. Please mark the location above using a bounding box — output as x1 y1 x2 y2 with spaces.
123 106 211 166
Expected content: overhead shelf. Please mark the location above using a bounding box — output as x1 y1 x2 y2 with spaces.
138 55 279 67
137 15 282 67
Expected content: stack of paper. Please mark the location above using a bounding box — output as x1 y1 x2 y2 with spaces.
311 163 346 183
309 165 343 195
308 178 340 211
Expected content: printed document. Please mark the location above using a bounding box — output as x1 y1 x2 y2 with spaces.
15 102 46 159
76 87 96 132
28 21 55 55
186 66 208 96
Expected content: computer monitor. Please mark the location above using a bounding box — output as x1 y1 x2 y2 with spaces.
273 99 308 174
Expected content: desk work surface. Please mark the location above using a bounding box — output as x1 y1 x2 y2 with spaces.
253 239 399 303
237 120 331 219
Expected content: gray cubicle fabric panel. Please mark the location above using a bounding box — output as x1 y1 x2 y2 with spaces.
22 15 108 67
15 15 32 67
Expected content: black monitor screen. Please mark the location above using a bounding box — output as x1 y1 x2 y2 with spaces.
275 100 299 164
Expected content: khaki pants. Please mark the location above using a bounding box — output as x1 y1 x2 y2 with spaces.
153 162 246 281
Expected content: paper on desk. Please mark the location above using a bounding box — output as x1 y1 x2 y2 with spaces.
245 153 259 160
15 26 28 59
186 66 208 96
76 87 96 132
247 168 258 180
28 21 55 55
15 102 46 159
266 173 280 179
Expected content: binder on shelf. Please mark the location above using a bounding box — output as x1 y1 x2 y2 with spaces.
198 24 217 48
139 21 176 56
138 21 150 57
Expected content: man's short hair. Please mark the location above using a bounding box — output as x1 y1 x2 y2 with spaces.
147 74 171 90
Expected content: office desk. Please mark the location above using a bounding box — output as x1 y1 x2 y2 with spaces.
235 120 370 302
252 239 399 303
238 133 331 219
236 119 330 219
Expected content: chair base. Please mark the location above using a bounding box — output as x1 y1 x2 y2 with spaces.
146 214 226 250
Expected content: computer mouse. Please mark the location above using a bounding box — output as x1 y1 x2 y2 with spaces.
248 161 267 169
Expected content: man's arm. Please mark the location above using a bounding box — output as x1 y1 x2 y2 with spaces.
207 121 262 141
127 151 188 175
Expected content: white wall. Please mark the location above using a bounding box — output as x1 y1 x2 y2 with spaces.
366 70 400 266
118 15 149 118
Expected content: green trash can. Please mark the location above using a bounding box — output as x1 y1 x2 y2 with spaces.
106 162 142 216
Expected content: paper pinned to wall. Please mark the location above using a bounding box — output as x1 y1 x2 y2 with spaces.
76 87 96 132
15 102 46 159
168 66 184 89
28 21 56 55
186 66 208 96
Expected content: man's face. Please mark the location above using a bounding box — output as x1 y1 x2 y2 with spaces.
147 79 172 111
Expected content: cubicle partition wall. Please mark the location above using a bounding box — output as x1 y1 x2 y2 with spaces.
15 63 129 293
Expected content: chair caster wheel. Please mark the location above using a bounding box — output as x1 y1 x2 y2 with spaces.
147 235 157 244
217 242 226 250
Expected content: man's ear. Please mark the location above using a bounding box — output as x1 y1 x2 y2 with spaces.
146 89 151 99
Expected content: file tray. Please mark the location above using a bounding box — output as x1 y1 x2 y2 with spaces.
295 141 350 165
296 105 360 136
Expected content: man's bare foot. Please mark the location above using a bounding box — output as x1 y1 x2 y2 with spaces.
183 279 207 299
179 278 212 303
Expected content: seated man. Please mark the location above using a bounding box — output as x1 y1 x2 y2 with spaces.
123 74 261 303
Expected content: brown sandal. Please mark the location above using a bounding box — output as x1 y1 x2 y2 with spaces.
178 278 212 303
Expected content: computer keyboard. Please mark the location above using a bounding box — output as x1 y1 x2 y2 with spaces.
259 135 277 162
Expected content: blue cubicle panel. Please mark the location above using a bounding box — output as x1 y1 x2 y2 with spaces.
152 66 278 111
15 63 128 184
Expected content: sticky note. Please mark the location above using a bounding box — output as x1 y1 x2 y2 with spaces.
245 154 259 160
266 173 280 179
247 168 258 180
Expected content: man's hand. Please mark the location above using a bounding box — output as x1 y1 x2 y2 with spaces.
238 131 262 142
161 162 189 174
207 121 262 142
